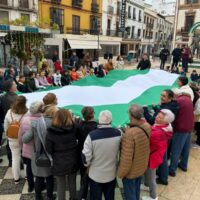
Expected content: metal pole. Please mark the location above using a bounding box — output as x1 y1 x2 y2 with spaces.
98 31 99 61
172 0 179 51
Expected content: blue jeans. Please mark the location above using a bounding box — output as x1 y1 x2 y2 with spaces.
157 151 168 183
169 133 191 174
89 178 116 200
122 177 142 200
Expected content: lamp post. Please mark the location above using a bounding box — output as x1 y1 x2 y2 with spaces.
93 17 100 61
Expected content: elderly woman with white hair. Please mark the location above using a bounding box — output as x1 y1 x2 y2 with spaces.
18 101 43 193
141 109 175 200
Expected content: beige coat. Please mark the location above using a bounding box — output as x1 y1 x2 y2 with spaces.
117 121 151 179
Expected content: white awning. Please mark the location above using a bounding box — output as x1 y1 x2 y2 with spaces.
0 32 7 37
68 39 101 49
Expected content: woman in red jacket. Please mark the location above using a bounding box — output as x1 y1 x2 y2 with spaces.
141 109 175 200
54 60 64 74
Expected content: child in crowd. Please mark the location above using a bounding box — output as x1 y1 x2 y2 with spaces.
190 70 199 82
70 67 79 81
17 75 27 93
53 70 62 86
34 73 46 90
141 109 175 200
61 70 71 86
47 73 53 85
76 66 84 79
95 64 106 78
39 71 51 87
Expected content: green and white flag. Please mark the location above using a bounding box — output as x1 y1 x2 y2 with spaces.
23 69 179 126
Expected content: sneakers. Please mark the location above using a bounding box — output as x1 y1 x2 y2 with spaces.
140 184 150 191
142 196 158 200
14 179 20 185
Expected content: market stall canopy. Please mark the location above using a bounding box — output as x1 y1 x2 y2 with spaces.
0 32 7 37
67 39 101 49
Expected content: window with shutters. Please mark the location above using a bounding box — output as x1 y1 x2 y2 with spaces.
0 10 8 23
50 8 64 33
72 15 80 34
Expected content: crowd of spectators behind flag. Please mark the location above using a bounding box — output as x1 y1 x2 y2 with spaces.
0 50 199 200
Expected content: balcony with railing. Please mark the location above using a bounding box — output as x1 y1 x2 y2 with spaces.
146 23 154 29
66 27 100 35
72 0 82 9
0 0 8 5
51 0 61 3
91 3 99 13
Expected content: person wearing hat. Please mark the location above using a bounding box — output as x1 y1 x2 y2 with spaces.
18 101 44 192
117 104 151 200
82 110 121 200
141 109 175 200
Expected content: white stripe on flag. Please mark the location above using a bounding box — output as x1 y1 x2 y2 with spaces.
23 70 179 107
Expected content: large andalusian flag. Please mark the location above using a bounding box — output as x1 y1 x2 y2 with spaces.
23 69 179 126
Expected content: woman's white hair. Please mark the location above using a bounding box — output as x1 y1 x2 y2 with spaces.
29 101 43 114
160 109 175 123
99 110 112 124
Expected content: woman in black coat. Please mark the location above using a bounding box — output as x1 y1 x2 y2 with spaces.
46 109 79 200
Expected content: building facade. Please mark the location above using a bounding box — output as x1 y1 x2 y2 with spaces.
120 0 144 56
0 0 38 23
176 0 200 45
141 6 157 55
39 0 102 34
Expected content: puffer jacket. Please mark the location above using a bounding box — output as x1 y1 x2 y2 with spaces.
149 124 173 169
117 120 151 179
46 125 79 176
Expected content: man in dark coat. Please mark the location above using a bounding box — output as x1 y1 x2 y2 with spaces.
171 45 182 71
160 47 170 70
0 80 17 165
137 54 151 70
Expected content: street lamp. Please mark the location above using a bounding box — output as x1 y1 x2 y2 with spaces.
93 17 100 61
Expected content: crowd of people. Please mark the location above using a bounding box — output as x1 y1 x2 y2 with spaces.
0 68 199 200
0 52 126 94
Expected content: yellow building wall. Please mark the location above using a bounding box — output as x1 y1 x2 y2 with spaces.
39 0 102 32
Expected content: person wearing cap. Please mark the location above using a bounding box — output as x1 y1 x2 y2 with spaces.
177 76 194 101
169 87 194 177
82 110 121 200
18 101 44 193
141 109 175 200
0 80 17 165
117 104 151 200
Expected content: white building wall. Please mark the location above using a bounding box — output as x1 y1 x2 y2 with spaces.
0 0 38 23
126 0 144 39
102 0 119 36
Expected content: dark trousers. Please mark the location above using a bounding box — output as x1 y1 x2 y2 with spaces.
56 173 77 200
0 123 3 145
89 178 116 200
160 59 166 70
157 152 168 183
182 59 189 72
171 59 179 70
23 157 34 189
195 122 200 145
169 133 191 174
79 166 89 199
6 140 12 164
35 175 54 200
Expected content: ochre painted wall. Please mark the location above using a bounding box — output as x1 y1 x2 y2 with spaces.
39 0 102 31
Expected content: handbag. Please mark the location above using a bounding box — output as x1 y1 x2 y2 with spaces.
35 117 53 168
